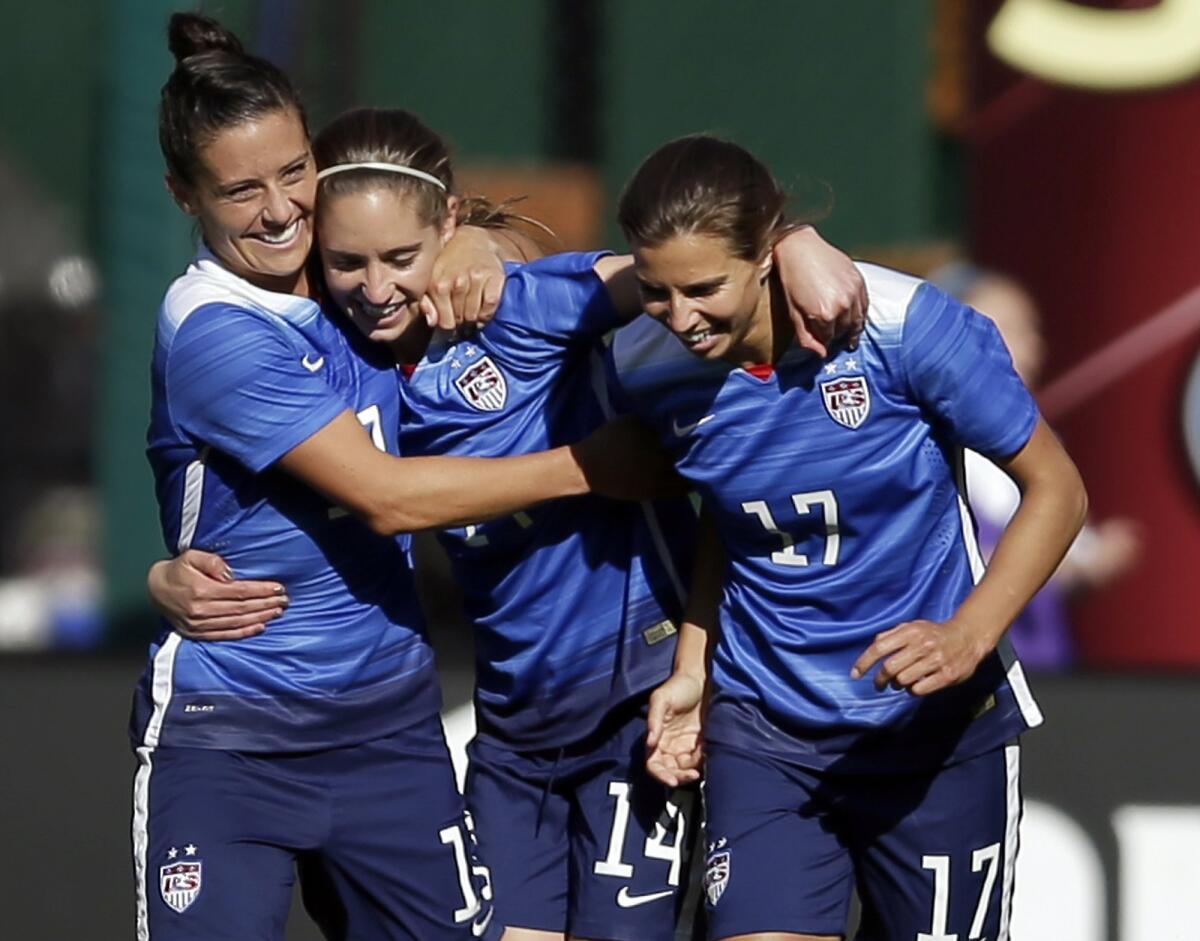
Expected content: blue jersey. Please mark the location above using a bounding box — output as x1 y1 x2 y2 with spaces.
399 252 693 749
609 264 1043 772
134 247 439 753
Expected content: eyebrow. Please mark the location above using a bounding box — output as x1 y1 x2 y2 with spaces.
216 151 311 192
635 275 726 292
327 242 424 259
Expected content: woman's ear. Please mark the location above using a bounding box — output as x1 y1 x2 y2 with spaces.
440 195 459 245
758 250 774 283
165 173 196 216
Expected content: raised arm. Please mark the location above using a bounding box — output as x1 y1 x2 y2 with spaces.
851 419 1087 694
419 222 551 333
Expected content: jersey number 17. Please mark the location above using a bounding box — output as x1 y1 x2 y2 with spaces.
741 489 840 566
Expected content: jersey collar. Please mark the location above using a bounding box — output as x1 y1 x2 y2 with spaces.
192 243 320 323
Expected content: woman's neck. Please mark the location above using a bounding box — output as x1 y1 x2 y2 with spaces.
388 318 436 367
247 266 311 299
205 239 313 299
729 274 792 368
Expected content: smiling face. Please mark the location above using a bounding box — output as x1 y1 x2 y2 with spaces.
317 185 455 344
168 108 315 295
633 231 774 365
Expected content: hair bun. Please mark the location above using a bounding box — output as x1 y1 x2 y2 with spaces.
167 12 244 63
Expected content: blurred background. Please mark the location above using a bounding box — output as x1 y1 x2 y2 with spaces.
1 0 1197 937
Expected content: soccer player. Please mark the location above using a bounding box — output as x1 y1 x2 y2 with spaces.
135 15 676 941
609 136 1088 941
147 105 866 941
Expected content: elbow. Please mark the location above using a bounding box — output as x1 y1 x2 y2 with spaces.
365 512 400 537
360 497 424 536
1068 470 1089 536
365 507 423 537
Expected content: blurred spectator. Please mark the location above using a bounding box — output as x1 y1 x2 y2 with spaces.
0 155 102 649
0 486 103 650
933 261 1141 670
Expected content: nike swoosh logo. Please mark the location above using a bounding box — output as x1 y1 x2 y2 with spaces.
671 414 716 437
301 354 325 372
616 886 673 908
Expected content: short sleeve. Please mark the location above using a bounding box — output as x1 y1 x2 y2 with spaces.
164 304 349 472
498 251 621 344
901 282 1039 460
602 344 636 417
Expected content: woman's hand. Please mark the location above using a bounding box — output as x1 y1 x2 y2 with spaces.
774 225 868 357
850 617 990 696
646 671 705 786
147 550 287 641
422 226 507 331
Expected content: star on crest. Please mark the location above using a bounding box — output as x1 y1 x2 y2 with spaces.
184 844 198 856
824 363 838 375
167 847 179 859
451 359 462 369
844 357 859 371
463 345 478 358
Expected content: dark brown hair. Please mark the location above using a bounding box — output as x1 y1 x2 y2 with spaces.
158 12 307 185
312 108 456 228
313 108 554 252
617 135 793 261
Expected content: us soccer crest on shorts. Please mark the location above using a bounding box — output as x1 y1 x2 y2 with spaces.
453 353 508 411
820 362 870 429
160 844 203 913
704 837 730 907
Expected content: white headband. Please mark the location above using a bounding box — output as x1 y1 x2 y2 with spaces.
316 161 447 191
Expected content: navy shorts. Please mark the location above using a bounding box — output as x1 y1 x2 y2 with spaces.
465 698 701 941
702 741 1022 941
132 715 500 941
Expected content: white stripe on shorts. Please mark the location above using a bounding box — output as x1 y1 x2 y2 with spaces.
132 633 182 940
998 742 1022 941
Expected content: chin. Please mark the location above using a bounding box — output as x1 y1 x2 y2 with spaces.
368 326 407 344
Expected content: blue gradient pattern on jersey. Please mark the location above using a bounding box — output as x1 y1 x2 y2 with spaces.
399 252 693 749
135 248 438 752
610 264 1042 771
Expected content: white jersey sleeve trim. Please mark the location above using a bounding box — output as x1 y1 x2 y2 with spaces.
856 262 923 332
159 246 317 338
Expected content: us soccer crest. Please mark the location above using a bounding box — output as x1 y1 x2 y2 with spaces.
454 355 507 411
160 859 203 913
704 848 731 906
820 374 871 429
